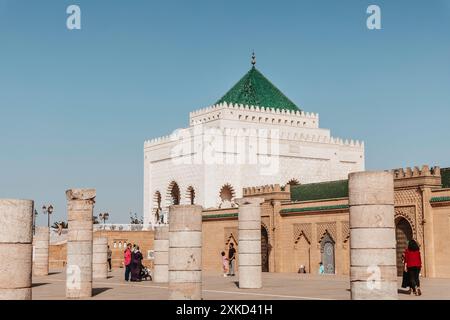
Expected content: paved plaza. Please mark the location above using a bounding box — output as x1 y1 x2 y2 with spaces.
31 269 450 300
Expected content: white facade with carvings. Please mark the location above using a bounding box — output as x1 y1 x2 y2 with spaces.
143 102 365 225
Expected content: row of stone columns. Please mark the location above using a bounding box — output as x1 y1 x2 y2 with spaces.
237 198 263 289
33 226 50 276
349 171 398 300
0 199 34 300
93 237 108 280
168 205 203 300
0 172 398 300
162 200 264 300
153 225 169 283
66 189 96 299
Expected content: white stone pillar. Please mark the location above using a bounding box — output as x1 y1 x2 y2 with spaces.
33 226 50 276
168 205 202 300
66 189 95 299
153 225 169 283
0 199 34 300
237 198 264 289
349 171 398 300
93 237 108 279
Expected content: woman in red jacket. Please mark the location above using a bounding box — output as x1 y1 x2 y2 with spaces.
124 243 132 281
404 239 422 296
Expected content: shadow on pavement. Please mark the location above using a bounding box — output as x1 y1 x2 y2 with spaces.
32 283 50 288
92 287 113 296
398 288 411 295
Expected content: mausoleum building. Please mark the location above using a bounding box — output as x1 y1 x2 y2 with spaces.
143 60 365 225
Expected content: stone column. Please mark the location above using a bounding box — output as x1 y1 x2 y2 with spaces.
168 205 202 300
154 225 169 283
93 237 108 279
349 171 397 300
66 189 95 299
237 198 264 289
33 226 50 276
0 199 34 300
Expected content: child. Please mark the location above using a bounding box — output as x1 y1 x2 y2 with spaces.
318 262 325 274
221 251 229 277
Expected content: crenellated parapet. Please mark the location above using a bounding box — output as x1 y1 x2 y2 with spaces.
189 101 319 128
144 126 365 149
391 165 442 188
392 165 440 179
243 184 291 202
190 101 319 119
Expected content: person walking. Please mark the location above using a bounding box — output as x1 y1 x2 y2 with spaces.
401 252 411 292
124 243 132 281
131 245 143 282
318 262 325 274
107 245 112 272
221 251 229 277
404 240 422 296
228 243 236 276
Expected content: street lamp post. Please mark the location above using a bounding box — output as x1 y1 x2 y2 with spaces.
42 204 54 228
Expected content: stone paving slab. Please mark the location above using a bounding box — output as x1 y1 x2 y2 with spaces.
31 269 450 300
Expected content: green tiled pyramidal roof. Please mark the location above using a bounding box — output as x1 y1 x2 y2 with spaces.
441 167 450 188
216 66 300 112
291 180 349 202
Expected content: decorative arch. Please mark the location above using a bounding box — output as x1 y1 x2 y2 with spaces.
394 210 417 239
286 178 300 186
320 232 336 274
186 186 195 205
153 191 162 222
395 217 414 276
319 230 335 249
219 183 235 208
261 221 273 244
294 231 311 246
293 231 311 273
317 222 337 245
167 181 180 205
225 233 238 247
261 224 270 272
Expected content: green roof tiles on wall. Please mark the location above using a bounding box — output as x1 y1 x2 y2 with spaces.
290 180 349 202
280 205 349 214
216 67 300 112
202 213 238 220
430 196 450 203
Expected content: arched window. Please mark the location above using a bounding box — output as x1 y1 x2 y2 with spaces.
220 184 234 201
186 186 195 205
286 179 300 186
167 181 180 205
153 191 162 222
219 184 235 208
320 232 335 274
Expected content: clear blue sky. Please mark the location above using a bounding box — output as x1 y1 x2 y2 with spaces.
1 0 449 224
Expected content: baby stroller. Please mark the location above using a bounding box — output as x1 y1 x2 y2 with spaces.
140 265 152 281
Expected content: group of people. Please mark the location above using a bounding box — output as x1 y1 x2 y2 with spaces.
123 243 144 282
221 243 236 277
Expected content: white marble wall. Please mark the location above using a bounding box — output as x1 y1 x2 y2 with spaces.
144 104 365 225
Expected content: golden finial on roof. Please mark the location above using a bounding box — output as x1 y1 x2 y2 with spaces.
251 51 256 66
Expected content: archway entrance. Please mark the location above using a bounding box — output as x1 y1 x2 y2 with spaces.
261 226 269 272
320 233 335 274
395 217 413 276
